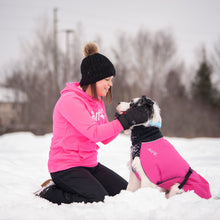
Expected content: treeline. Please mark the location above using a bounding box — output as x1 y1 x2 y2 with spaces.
2 20 220 137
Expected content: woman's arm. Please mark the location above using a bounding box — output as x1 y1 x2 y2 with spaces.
58 95 123 143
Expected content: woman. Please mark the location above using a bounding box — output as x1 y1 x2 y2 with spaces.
35 42 149 204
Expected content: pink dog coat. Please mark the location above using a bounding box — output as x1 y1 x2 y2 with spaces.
138 137 211 199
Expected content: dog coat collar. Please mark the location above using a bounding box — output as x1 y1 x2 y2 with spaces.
131 126 163 145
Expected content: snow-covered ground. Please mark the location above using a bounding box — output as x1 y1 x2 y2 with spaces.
0 132 220 220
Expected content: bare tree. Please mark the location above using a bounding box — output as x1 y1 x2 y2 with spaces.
149 30 177 101
161 69 190 137
112 29 179 103
4 18 83 134
3 20 219 137
210 37 220 96
132 29 152 94
104 34 133 120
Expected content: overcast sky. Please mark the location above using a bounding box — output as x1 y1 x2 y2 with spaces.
0 0 220 69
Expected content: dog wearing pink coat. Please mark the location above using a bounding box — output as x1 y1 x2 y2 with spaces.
116 96 211 199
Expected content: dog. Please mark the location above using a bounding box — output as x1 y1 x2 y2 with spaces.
116 96 211 199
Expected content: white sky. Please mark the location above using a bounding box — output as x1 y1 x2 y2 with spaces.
0 0 220 69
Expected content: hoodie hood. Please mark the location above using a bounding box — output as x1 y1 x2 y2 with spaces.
60 82 99 103
61 82 84 95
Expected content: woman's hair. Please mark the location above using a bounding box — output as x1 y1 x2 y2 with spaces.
81 83 113 104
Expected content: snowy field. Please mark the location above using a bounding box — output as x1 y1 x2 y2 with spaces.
0 132 220 220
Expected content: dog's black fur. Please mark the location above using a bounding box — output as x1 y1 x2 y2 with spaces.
128 96 163 159
129 96 154 119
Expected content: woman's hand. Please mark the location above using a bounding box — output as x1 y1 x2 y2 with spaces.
116 105 150 130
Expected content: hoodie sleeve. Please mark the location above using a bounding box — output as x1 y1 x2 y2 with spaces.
58 94 123 143
101 134 119 145
100 105 120 144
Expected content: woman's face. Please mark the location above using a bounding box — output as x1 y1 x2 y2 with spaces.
96 76 113 97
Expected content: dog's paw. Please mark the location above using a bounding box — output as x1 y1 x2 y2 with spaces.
131 166 137 173
165 183 184 199
124 129 131 135
160 188 168 193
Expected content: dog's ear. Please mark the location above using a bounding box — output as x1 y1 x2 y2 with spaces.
152 102 162 125
130 98 139 108
141 96 154 107
146 99 154 107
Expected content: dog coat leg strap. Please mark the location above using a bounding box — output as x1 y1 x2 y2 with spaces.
178 167 193 189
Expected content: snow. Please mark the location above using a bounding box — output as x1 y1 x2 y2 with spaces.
0 132 220 220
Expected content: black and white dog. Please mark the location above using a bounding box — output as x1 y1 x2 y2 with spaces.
116 96 211 199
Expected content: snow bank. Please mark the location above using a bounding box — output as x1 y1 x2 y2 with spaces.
0 132 220 220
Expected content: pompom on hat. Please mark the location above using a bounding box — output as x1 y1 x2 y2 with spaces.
80 42 116 86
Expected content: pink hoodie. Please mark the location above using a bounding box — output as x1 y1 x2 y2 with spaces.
48 82 123 173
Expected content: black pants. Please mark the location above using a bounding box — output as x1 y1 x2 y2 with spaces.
44 163 128 205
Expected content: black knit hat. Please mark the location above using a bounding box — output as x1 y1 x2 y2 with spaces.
80 42 116 86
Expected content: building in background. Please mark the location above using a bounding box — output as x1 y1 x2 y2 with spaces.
0 87 27 134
